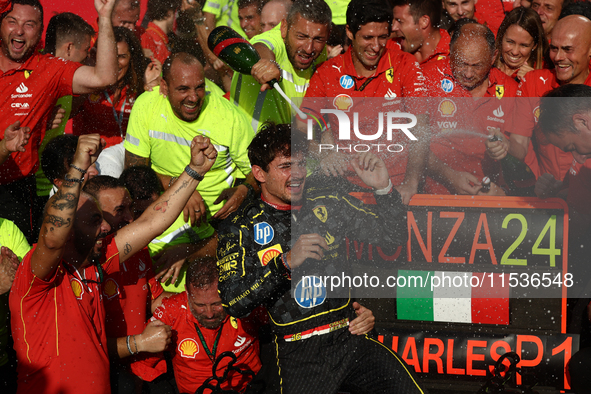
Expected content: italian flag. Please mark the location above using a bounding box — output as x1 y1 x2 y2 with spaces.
397 270 510 325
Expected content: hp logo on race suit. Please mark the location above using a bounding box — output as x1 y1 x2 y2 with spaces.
294 276 326 308
254 222 274 245
339 75 354 90
441 78 454 93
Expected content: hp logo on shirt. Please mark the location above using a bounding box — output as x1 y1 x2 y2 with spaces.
339 75 354 90
294 276 326 308
254 222 274 245
441 78 454 93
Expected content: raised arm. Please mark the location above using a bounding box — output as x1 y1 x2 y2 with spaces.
114 136 217 263
32 135 103 280
72 0 118 94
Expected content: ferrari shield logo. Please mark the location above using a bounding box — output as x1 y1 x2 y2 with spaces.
313 206 328 223
386 68 394 83
495 85 504 99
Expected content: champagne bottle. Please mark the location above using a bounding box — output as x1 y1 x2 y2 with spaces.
489 135 536 196
207 26 262 74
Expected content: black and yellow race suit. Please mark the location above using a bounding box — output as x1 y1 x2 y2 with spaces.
217 175 407 335
217 176 426 393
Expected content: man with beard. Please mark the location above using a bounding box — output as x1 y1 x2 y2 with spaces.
124 52 255 292
217 124 425 393
137 257 263 393
230 0 331 132
391 0 451 66
83 176 175 392
9 133 217 394
0 0 118 242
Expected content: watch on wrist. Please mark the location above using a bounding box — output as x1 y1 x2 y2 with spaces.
185 165 204 181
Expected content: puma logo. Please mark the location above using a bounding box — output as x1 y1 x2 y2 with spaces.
332 65 342 73
539 76 548 84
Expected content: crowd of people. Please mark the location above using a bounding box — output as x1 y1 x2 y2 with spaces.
0 0 590 392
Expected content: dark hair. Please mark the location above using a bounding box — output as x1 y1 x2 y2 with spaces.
186 257 219 289
5 0 43 26
147 0 182 21
162 51 202 82
539 84 591 135
450 19 495 53
495 7 546 70
41 135 78 183
45 12 95 56
391 0 441 28
248 122 308 172
120 165 163 201
287 0 331 29
347 0 393 36
238 0 265 13
83 176 125 202
113 26 149 96
560 1 591 20
327 23 344 47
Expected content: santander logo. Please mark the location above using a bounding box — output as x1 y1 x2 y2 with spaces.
16 83 28 93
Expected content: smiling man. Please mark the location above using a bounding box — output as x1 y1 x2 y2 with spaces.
238 0 264 39
489 15 591 188
124 52 255 291
10 133 217 394
303 0 427 204
230 0 331 132
391 0 450 66
217 123 423 393
0 0 118 242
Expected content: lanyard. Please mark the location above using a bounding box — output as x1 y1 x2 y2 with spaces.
194 322 223 362
103 90 128 137
354 51 392 92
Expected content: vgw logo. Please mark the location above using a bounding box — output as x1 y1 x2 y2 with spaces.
308 109 418 153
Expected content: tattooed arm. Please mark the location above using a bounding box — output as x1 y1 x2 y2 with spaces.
31 135 103 280
114 136 217 263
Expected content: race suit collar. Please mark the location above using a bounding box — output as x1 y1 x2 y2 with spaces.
261 194 302 211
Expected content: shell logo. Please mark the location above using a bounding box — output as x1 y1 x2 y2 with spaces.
257 244 283 266
261 248 281 266
70 278 84 300
103 278 119 300
333 94 353 112
438 99 457 117
178 338 199 359
533 106 540 123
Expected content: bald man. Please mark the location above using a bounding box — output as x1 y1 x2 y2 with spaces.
489 15 591 193
260 0 291 31
422 21 519 195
